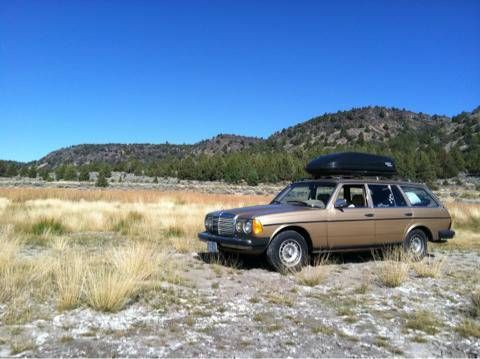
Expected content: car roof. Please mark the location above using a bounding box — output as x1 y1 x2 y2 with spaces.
294 178 425 187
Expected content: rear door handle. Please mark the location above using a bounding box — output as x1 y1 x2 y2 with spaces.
404 213 413 217
365 213 374 217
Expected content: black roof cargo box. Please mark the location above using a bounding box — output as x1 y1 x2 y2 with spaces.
306 152 397 178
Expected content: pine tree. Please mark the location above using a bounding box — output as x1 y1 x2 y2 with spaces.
95 172 109 187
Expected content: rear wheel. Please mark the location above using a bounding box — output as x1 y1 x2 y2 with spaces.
404 229 427 260
266 230 309 272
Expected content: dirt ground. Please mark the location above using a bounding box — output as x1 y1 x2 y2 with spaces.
1 246 479 358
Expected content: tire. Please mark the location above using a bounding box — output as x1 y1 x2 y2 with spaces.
266 230 309 272
403 229 427 260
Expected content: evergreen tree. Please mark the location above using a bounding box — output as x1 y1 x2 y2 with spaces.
95 172 109 187
78 167 90 181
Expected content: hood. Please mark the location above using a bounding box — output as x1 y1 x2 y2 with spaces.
211 204 310 219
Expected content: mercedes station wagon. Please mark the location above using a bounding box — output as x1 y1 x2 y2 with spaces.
198 152 455 272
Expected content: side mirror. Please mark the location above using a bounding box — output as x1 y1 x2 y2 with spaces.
334 198 348 210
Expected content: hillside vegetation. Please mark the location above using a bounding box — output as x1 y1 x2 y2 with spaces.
1 106 479 185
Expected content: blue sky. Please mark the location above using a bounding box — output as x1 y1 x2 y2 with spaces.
1 0 479 162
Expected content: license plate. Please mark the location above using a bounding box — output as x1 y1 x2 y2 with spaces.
207 241 218 253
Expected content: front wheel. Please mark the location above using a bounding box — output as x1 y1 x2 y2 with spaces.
403 229 427 260
266 230 309 272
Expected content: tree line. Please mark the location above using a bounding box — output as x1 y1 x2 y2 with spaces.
1 129 479 186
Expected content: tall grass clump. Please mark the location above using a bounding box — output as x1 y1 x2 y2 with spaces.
84 266 137 312
112 242 159 281
30 218 66 236
295 256 331 286
112 211 143 235
470 290 480 318
411 256 445 278
55 252 86 310
374 247 410 288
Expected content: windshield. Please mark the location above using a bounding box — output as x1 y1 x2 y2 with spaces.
271 182 337 208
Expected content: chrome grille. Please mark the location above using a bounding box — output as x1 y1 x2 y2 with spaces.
212 212 235 236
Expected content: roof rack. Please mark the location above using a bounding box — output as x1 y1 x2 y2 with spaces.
294 175 412 182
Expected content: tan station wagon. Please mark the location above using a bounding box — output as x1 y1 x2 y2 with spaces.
198 153 455 272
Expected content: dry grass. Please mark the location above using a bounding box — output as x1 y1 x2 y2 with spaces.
445 201 480 232
112 242 160 281
55 252 86 310
404 310 442 335
374 247 410 288
0 188 267 254
411 256 445 278
470 290 480 318
431 230 480 252
0 187 270 205
455 319 480 338
295 256 331 286
84 266 138 312
0 187 478 322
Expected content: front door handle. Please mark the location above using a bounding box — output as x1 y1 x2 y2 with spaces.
404 213 413 217
365 213 374 217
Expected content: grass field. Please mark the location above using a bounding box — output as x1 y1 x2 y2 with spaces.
0 187 478 356
0 188 268 319
0 189 478 315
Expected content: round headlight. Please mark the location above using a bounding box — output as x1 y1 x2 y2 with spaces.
235 221 243 233
243 220 252 234
205 215 213 231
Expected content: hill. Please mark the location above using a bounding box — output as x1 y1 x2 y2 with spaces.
1 106 479 184
37 134 262 168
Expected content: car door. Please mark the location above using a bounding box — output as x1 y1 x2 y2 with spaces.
327 183 375 248
367 184 413 244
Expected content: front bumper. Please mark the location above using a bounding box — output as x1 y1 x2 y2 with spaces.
198 231 269 254
438 229 455 240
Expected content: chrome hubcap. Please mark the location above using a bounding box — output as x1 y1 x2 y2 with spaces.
279 240 302 267
410 236 423 255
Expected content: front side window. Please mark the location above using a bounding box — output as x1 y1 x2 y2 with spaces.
272 182 336 208
401 186 438 207
368 184 395 208
336 184 368 208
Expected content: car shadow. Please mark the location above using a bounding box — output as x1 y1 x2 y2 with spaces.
196 252 272 271
196 247 435 271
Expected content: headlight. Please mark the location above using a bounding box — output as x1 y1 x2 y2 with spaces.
243 220 252 234
204 215 213 231
235 221 243 233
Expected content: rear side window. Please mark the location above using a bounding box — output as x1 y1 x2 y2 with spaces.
391 186 408 207
368 185 395 208
401 186 438 207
